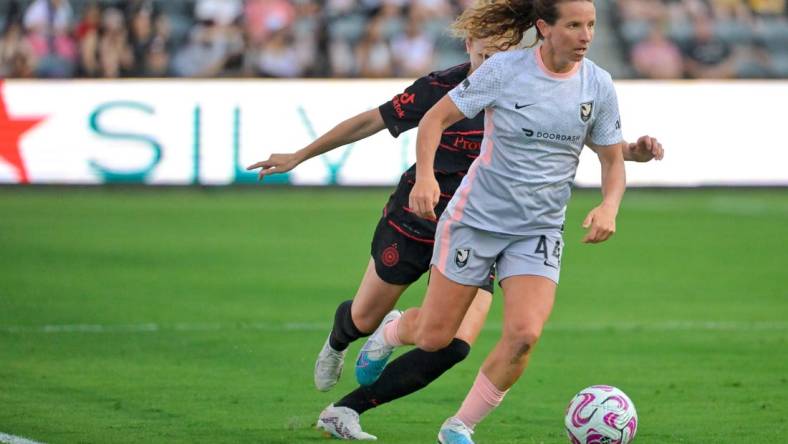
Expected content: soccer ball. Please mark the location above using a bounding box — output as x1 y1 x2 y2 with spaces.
564 385 638 444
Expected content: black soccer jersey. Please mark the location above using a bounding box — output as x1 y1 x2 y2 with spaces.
377 63 485 244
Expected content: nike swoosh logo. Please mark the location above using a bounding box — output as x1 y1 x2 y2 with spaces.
515 103 535 109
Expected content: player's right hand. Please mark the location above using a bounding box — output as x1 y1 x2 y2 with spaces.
409 176 440 221
581 203 617 244
246 153 302 181
628 135 664 162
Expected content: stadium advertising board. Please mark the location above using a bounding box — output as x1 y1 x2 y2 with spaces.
1 79 786 186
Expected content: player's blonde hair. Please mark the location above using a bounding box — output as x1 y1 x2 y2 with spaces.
452 0 594 50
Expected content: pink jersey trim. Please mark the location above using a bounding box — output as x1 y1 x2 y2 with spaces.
437 217 454 272
437 107 494 273
536 46 580 79
448 107 493 224
480 108 495 166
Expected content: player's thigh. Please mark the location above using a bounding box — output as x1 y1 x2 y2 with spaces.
414 266 479 351
422 219 503 347
496 233 563 343
351 258 409 333
454 263 496 345
454 288 492 346
352 219 433 331
499 275 556 345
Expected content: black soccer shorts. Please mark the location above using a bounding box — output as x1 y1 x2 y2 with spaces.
371 216 495 294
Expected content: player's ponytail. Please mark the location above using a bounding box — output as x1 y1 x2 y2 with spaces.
452 0 593 50
451 0 538 50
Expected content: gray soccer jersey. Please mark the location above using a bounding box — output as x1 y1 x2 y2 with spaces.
445 47 623 236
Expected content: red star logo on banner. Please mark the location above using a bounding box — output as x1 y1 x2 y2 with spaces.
0 80 45 184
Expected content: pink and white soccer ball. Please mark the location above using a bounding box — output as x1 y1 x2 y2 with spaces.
564 385 638 444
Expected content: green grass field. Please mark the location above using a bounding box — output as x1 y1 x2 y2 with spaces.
1 188 786 443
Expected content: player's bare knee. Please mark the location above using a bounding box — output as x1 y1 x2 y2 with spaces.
351 311 382 334
504 328 541 360
414 330 454 352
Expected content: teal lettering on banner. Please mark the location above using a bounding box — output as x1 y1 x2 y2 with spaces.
297 106 353 185
234 107 289 184
193 105 201 185
88 101 161 183
400 132 411 173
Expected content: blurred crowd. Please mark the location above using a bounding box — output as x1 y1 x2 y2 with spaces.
0 0 474 78
1 0 787 79
615 0 788 78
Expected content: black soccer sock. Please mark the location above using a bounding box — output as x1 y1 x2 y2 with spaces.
335 338 471 415
328 300 367 351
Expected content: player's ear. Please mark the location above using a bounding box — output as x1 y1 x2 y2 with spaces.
536 18 550 39
465 38 473 54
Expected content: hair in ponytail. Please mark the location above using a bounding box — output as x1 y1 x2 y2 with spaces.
452 0 593 50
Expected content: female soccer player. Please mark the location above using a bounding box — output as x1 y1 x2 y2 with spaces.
352 0 663 442
248 8 662 442
248 38 501 440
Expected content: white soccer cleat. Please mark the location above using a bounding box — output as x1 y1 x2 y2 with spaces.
316 404 378 440
315 334 347 391
438 417 475 444
354 310 402 386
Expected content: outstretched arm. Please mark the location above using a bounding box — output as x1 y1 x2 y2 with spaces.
409 95 466 220
583 142 627 244
622 135 664 162
246 109 386 180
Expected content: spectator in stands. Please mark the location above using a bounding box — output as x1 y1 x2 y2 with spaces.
244 0 295 44
391 14 434 77
23 0 77 77
128 4 155 75
616 0 668 21
291 0 322 76
327 36 355 77
0 21 35 78
355 17 394 77
374 1 405 40
411 0 453 19
142 13 172 77
74 2 101 77
172 19 241 77
75 2 100 76
630 23 684 78
24 0 73 32
749 0 786 18
195 0 242 27
247 26 304 77
708 0 753 21
682 15 741 78
97 7 134 78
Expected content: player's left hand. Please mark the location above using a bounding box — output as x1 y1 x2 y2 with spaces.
246 153 302 181
627 135 664 162
582 204 617 244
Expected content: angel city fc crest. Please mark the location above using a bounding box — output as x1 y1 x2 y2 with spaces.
455 248 471 268
580 101 594 123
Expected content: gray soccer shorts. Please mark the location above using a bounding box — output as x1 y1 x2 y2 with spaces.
431 217 563 286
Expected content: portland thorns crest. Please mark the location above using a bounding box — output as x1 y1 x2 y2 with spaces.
382 244 399 267
455 248 470 268
580 101 593 123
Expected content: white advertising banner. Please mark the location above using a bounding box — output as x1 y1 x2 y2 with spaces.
1 79 786 186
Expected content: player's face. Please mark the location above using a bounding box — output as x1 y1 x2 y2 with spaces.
466 38 499 73
539 1 596 64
